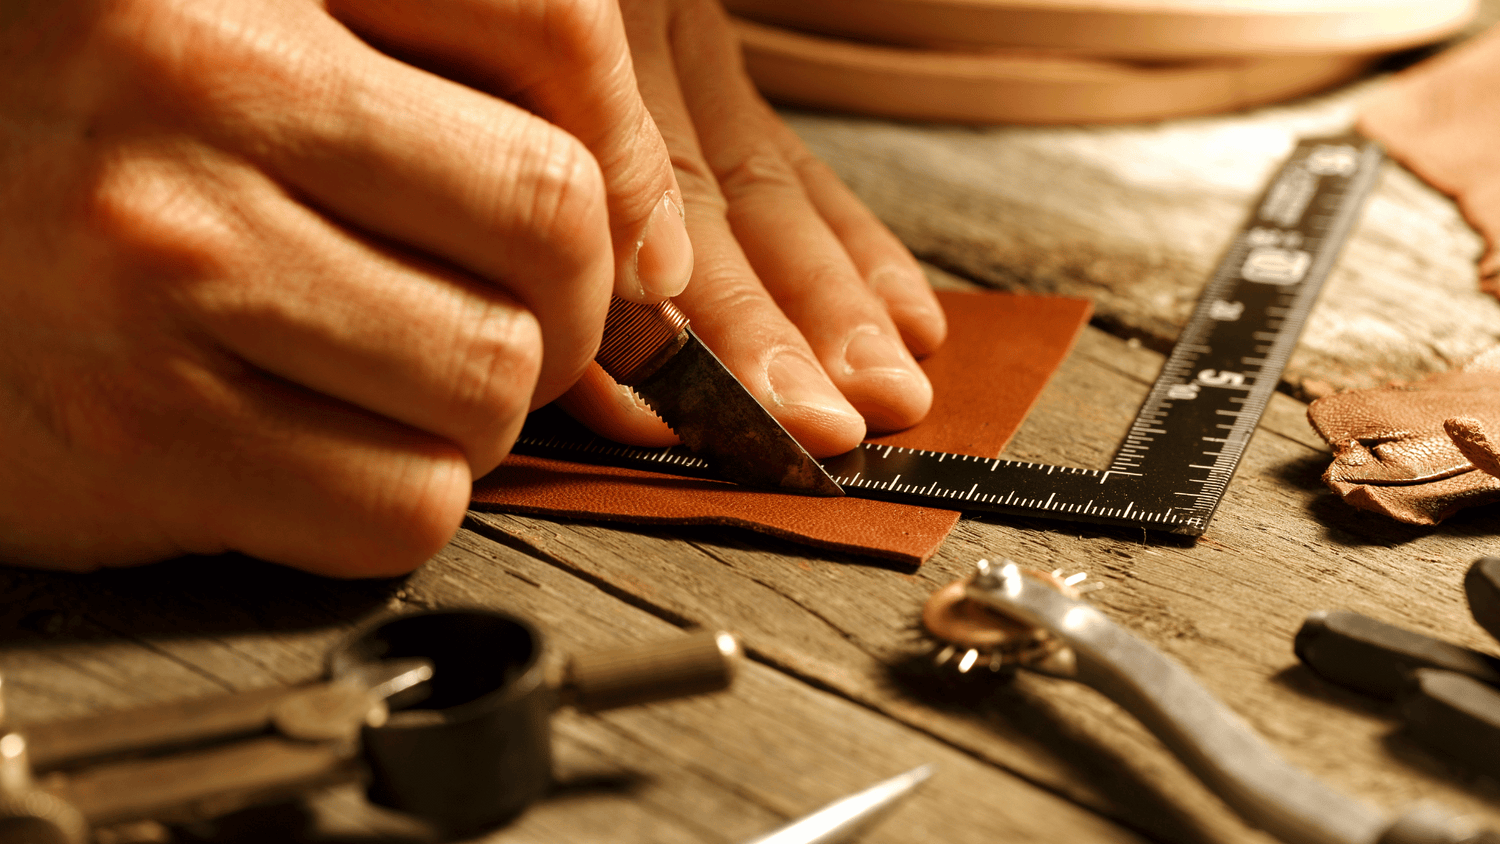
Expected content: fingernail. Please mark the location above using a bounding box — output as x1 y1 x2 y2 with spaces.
633 192 693 299
842 326 917 375
766 350 858 415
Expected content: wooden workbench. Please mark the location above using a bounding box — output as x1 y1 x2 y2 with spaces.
8 20 1500 844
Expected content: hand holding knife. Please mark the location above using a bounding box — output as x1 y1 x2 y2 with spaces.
596 297 843 496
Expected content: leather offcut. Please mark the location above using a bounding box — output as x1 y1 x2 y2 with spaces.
1360 24 1500 288
1310 30 1500 524
471 290 1093 564
1308 347 1500 524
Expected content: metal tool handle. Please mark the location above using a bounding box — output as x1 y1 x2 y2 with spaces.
596 298 690 386
0 662 428 841
964 561 1483 844
557 630 741 713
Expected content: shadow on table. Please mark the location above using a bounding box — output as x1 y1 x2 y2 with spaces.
1274 662 1500 809
0 553 400 646
1271 451 1500 548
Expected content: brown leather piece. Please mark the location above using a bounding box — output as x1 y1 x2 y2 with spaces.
471 291 1093 563
1307 347 1500 524
1359 25 1500 286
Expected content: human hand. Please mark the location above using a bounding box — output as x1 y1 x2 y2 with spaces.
556 0 947 456
0 0 690 575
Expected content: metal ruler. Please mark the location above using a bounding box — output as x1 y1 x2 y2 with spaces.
514 136 1383 538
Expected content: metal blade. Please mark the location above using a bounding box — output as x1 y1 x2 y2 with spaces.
632 328 842 496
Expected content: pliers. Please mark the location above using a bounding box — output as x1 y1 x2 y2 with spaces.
1295 556 1500 781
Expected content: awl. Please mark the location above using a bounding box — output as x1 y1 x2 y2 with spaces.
596 298 842 496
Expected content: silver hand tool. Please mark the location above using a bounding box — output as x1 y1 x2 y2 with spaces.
740 764 933 844
924 559 1497 844
0 611 740 842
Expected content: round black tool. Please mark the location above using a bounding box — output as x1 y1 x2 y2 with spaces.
329 608 740 834
330 610 553 833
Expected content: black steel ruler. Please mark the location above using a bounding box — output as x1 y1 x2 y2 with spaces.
514 136 1383 538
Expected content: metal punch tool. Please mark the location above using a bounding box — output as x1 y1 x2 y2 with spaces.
0 609 740 842
922 559 1499 844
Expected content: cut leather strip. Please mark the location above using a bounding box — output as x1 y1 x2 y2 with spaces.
471 290 1093 564
1359 25 1500 286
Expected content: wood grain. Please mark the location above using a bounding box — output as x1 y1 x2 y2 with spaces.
780 78 1500 397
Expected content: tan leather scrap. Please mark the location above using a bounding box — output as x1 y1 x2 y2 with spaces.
1360 25 1500 289
1308 347 1500 524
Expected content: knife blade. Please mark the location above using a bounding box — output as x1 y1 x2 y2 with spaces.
594 298 843 496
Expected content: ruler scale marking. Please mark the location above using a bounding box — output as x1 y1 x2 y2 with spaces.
511 137 1380 539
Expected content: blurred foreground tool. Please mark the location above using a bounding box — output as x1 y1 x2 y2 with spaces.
741 764 933 844
725 0 1477 124
0 611 739 842
922 559 1498 844
1296 556 1500 780
596 298 842 496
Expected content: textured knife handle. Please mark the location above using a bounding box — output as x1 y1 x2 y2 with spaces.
596 298 691 386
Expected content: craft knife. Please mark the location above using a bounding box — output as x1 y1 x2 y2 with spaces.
522 136 1384 537
595 298 842 496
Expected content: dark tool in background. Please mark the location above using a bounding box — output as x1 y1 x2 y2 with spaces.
1296 556 1500 782
0 610 739 841
595 298 843 496
522 136 1383 538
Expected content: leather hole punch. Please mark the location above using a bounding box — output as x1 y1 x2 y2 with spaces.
0 609 740 842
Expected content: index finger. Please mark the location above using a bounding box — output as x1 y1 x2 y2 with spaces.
329 0 694 303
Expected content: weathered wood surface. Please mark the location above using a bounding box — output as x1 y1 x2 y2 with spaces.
786 77 1500 399
7 28 1500 844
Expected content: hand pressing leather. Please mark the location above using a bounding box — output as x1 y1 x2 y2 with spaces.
0 0 691 575
557 0 947 456
1307 347 1500 524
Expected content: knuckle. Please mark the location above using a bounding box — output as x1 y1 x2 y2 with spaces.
346 454 470 577
96 0 335 128
714 149 801 206
500 123 609 269
535 0 615 63
444 301 543 431
83 155 245 281
688 260 782 329
796 258 861 296
671 154 729 217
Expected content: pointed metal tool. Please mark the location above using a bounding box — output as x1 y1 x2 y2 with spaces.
596 298 843 496
739 764 933 844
